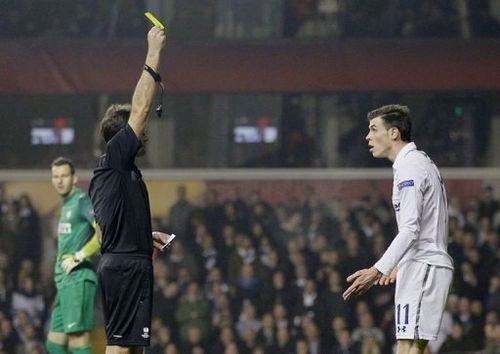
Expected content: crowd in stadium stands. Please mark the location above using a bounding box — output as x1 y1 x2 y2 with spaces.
1 181 498 353
2 0 499 39
284 0 500 38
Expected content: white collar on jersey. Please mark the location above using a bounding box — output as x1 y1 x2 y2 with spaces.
392 142 417 169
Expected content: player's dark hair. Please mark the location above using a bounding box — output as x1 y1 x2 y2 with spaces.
367 104 412 142
100 104 131 143
51 157 75 175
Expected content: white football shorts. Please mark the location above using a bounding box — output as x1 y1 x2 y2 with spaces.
394 260 453 341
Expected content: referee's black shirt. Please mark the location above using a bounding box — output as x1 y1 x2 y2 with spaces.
89 124 153 255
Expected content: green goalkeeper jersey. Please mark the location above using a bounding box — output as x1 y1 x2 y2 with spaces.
55 188 98 286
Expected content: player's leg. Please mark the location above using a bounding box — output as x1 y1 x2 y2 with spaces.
396 339 428 354
63 280 97 353
67 331 91 353
47 332 68 353
47 293 68 353
396 264 452 354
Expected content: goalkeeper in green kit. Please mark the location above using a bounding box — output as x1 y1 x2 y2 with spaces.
47 157 101 354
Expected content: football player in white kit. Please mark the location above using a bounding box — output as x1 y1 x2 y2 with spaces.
343 104 454 354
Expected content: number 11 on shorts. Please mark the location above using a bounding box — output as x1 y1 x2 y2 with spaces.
396 303 409 325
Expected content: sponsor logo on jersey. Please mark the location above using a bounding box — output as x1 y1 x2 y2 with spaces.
393 202 401 212
58 222 72 234
398 179 414 190
65 210 72 219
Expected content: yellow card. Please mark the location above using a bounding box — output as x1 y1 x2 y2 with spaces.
144 12 165 30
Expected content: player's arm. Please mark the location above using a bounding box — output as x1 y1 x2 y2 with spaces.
61 222 102 274
128 26 167 138
373 169 426 276
344 167 425 300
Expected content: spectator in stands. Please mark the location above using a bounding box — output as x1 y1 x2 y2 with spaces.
166 185 194 239
10 277 44 329
15 194 41 268
175 282 211 345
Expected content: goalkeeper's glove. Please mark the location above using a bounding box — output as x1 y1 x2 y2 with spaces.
61 251 86 274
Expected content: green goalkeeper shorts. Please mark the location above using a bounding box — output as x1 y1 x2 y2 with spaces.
49 279 97 334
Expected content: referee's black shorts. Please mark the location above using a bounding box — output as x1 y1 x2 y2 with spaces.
97 253 153 347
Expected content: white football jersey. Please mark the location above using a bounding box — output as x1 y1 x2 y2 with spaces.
374 142 454 275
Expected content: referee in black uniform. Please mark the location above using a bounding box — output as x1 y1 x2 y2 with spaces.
89 26 169 354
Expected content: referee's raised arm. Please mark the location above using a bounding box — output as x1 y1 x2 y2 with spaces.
128 26 166 138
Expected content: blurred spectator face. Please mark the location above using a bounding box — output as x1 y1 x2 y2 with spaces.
186 282 200 300
220 326 235 344
151 317 164 332
273 304 287 320
261 313 274 329
164 343 179 354
51 163 76 198
192 347 204 354
359 312 374 329
337 329 351 348
465 248 481 264
241 326 257 342
356 301 370 317
321 249 339 266
465 209 479 226
485 311 498 326
303 321 319 340
187 326 203 344
489 276 499 292
471 300 482 316
482 186 495 201
332 316 347 332
479 216 491 230
15 310 30 326
459 297 471 314
346 236 359 254
251 347 265 354
310 235 327 252
447 294 460 314
176 185 187 200
224 203 237 219
462 232 477 249
242 302 257 319
21 277 35 294
157 325 171 345
208 267 222 282
304 279 316 294
222 225 235 245
486 231 498 247
251 222 264 237
0 317 13 336
276 327 289 345
328 270 341 289
450 322 464 339
295 339 309 354
272 271 285 289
